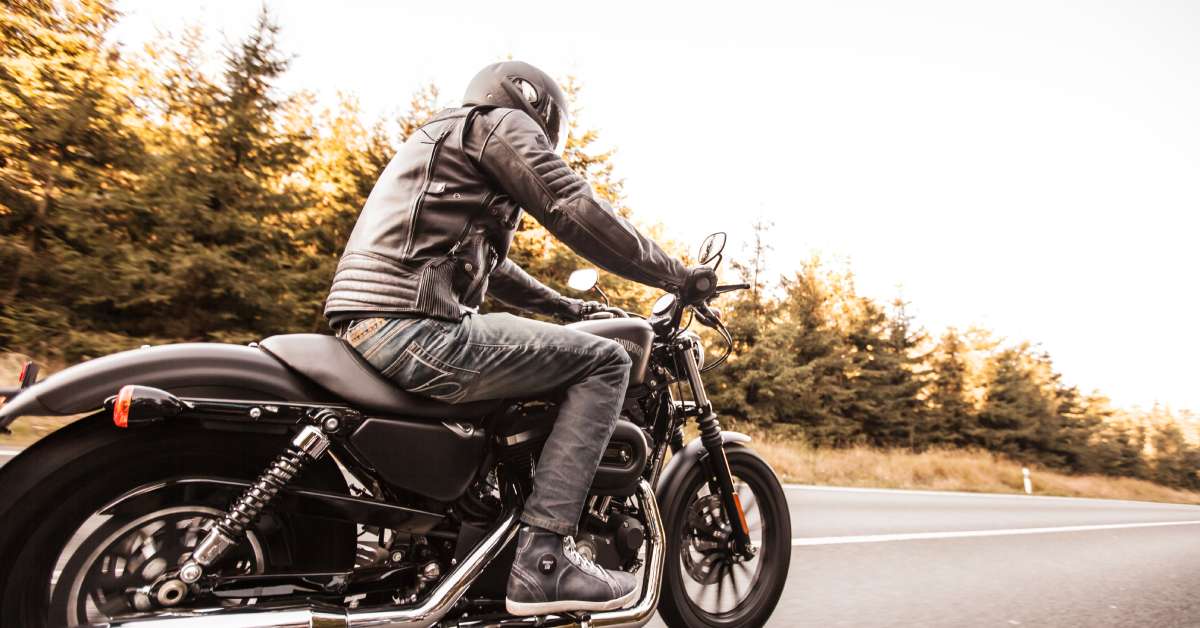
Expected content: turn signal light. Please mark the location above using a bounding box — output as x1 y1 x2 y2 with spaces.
112 385 134 428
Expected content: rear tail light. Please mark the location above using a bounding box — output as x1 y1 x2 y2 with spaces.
17 361 38 389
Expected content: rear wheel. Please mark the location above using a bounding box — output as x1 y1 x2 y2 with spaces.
658 445 791 628
0 415 356 627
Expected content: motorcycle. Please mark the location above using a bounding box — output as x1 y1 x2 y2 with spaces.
0 232 791 627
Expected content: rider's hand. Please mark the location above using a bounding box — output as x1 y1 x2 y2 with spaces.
558 297 605 322
682 266 718 304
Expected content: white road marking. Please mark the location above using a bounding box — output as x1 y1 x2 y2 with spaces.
791 519 1200 546
784 483 1200 507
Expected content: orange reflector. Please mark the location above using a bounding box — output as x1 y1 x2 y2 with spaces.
113 385 134 428
732 493 750 535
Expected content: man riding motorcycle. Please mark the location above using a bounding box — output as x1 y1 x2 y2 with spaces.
324 60 711 616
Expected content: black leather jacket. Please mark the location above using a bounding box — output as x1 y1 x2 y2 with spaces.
325 106 688 323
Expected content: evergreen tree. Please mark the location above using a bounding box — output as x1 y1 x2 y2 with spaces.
0 0 146 359
129 8 313 344
927 328 974 447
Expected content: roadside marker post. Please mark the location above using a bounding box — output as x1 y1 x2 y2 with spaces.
1023 467 1033 495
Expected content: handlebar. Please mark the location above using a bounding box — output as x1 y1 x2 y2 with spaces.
580 303 630 320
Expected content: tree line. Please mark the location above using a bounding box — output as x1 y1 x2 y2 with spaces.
2 1 1197 489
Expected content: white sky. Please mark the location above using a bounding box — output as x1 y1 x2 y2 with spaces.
110 0 1200 411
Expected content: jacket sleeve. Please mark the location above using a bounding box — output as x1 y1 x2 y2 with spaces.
471 109 689 292
488 257 578 319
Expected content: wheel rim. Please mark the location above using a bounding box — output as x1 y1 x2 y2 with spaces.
56 505 264 626
678 474 766 617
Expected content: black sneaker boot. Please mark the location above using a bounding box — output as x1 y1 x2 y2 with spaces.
506 525 638 616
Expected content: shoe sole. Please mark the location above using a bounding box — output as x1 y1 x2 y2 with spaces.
506 587 639 616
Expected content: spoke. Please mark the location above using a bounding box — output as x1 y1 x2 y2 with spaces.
702 576 719 613
728 561 743 606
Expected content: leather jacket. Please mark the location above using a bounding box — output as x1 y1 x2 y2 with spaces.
325 106 688 323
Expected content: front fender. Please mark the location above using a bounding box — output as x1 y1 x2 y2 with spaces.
0 343 334 429
656 431 752 500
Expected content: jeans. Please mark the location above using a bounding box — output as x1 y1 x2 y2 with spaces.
343 312 632 536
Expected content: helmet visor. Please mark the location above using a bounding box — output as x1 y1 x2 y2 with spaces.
546 99 568 154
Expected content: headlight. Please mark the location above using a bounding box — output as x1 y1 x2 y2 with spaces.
680 330 705 370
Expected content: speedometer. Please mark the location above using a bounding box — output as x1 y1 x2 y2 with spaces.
652 293 677 316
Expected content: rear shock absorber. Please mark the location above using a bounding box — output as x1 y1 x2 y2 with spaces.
178 425 331 583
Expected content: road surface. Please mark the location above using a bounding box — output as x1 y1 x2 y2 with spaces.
4 448 1199 626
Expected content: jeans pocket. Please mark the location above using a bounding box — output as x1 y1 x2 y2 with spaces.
383 342 478 403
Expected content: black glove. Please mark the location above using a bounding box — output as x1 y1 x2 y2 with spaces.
557 297 605 322
682 266 718 304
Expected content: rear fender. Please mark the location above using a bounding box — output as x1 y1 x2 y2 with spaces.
0 343 334 430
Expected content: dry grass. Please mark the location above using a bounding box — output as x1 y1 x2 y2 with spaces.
747 429 1200 505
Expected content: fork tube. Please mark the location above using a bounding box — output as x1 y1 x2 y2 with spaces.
677 342 753 553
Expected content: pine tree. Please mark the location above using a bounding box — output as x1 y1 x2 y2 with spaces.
0 0 146 359
129 8 313 344
927 328 974 447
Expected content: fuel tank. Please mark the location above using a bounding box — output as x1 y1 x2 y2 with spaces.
565 318 654 386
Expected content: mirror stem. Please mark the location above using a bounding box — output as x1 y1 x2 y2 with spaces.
592 284 610 306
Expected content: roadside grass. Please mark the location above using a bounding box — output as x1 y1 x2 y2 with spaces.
743 428 1200 505
3 355 1198 504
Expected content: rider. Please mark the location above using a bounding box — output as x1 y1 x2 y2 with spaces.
325 61 706 615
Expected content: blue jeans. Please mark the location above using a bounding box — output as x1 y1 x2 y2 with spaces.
343 312 632 536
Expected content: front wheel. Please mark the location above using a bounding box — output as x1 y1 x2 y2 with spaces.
658 445 791 628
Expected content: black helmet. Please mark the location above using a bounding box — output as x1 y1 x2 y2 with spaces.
463 61 569 153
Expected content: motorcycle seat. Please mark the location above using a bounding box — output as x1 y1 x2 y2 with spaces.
259 334 502 421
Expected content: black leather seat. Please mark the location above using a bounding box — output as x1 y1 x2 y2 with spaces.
259 334 502 421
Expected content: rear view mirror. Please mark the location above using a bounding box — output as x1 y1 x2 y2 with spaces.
697 232 727 266
567 268 599 292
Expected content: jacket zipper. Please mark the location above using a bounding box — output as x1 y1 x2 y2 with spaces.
403 127 449 258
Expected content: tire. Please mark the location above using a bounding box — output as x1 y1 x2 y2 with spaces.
0 414 356 627
657 444 791 628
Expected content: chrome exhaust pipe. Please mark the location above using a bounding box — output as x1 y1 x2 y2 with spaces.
101 480 665 628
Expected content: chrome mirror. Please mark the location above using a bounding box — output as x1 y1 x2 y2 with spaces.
697 232 727 266
567 268 599 292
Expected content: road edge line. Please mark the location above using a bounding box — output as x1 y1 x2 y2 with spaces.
791 519 1200 546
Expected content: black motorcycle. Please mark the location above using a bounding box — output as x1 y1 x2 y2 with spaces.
0 233 791 628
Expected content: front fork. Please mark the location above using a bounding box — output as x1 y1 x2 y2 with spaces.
676 339 756 558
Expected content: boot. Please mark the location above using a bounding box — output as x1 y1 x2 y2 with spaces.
506 525 638 616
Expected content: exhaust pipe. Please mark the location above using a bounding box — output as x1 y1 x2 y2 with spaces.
100 481 665 628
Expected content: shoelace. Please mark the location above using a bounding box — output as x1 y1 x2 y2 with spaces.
562 536 611 581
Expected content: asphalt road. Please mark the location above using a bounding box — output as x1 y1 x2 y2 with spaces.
4 448 1199 627
646 485 1200 628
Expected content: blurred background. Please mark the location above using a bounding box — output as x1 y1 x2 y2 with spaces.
2 0 1199 500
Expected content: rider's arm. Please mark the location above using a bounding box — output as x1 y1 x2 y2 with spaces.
488 257 581 320
469 109 689 292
